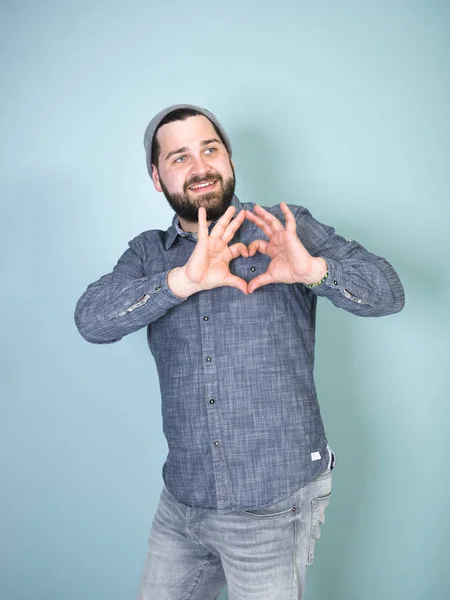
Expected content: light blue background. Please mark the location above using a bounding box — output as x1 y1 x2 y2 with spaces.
1 1 449 599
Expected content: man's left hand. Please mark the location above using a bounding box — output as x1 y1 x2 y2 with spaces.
245 203 328 294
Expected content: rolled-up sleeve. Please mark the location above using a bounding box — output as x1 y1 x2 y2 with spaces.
294 205 405 317
74 239 187 344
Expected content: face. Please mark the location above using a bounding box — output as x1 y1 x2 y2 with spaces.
151 115 236 223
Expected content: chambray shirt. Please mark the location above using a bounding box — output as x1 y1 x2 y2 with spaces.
74 194 404 512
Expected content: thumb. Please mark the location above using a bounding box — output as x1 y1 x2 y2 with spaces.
223 274 249 295
248 271 274 294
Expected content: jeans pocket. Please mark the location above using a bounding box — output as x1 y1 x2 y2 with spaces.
243 490 298 519
308 492 332 565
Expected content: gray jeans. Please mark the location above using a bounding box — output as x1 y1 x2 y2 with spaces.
137 459 333 600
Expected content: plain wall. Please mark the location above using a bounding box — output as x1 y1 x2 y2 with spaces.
1 1 449 599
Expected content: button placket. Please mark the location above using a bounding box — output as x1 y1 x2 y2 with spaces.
198 293 230 508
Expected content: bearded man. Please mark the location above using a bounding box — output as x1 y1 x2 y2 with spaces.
75 104 405 600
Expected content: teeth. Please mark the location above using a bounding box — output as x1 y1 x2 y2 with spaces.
190 181 215 190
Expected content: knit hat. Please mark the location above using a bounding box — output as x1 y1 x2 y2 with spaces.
143 103 232 175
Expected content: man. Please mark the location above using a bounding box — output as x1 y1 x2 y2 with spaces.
74 104 405 600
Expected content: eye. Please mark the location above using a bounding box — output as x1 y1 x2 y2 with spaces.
204 147 217 155
175 155 187 164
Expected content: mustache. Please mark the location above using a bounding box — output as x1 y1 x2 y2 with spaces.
184 173 223 191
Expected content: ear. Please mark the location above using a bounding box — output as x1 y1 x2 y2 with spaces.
151 163 163 192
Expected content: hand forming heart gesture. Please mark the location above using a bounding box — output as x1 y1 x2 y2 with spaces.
167 205 250 298
245 203 328 294
167 203 327 298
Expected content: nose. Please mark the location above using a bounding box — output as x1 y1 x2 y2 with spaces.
190 153 212 176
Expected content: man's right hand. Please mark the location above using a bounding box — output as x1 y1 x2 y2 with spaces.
167 205 249 298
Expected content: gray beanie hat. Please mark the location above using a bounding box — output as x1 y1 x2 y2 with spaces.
143 103 232 175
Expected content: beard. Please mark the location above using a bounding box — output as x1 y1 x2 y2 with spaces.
159 163 236 223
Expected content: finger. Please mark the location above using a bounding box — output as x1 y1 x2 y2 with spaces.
209 206 236 238
252 204 284 231
248 271 274 294
197 206 208 242
224 274 249 295
222 208 246 244
229 242 249 260
248 239 268 256
245 210 274 239
280 202 297 233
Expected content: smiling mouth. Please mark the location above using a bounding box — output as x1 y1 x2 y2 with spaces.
188 180 217 191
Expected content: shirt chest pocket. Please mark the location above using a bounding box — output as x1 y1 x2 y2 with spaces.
226 256 285 325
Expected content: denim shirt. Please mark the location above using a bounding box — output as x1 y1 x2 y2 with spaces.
74 195 405 512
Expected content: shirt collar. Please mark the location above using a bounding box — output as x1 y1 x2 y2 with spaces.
163 194 244 250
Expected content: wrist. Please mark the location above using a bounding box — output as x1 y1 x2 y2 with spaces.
167 267 200 299
302 257 328 286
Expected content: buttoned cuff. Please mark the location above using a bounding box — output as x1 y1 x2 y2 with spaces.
116 270 187 317
307 257 367 305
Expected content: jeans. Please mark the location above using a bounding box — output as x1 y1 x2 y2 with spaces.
137 454 334 600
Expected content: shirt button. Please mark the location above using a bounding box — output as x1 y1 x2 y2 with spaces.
206 356 212 362
250 266 256 272
333 280 338 286
213 441 220 447
209 399 215 404
155 285 161 291
203 316 209 321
